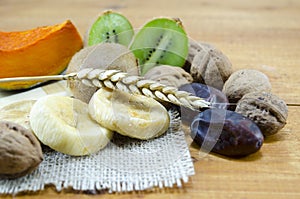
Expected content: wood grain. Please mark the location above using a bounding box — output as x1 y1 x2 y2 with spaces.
1 0 300 198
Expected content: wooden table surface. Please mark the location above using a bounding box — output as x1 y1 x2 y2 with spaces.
1 0 300 198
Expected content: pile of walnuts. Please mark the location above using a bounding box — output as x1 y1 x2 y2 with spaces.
186 39 288 138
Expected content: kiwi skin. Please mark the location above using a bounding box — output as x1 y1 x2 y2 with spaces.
66 43 138 103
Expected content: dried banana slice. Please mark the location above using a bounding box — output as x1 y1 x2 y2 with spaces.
29 96 113 156
0 100 36 131
88 88 170 140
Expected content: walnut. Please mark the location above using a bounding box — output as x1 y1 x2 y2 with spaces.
144 65 193 88
222 69 272 107
190 42 233 90
183 39 213 72
235 92 288 136
0 121 43 179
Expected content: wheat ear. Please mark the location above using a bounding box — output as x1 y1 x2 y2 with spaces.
0 68 211 110
75 68 211 110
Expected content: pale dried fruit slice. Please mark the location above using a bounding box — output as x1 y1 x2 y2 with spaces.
88 88 170 140
0 100 36 131
29 95 113 156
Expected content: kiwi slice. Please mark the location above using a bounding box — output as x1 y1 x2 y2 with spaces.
86 11 134 47
130 18 189 75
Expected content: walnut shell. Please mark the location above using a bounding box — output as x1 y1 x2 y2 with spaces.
190 43 233 90
183 39 213 72
0 121 43 179
235 92 288 136
222 69 272 106
144 65 193 88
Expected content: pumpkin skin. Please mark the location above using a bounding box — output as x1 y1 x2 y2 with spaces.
0 20 83 90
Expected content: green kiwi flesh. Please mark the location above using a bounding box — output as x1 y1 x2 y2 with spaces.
130 18 189 75
87 11 134 47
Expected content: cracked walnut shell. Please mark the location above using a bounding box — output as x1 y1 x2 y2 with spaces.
235 92 288 136
190 42 233 90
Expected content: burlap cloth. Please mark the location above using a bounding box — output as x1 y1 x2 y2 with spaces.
0 110 195 194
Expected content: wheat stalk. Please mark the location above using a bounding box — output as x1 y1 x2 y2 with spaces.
0 68 211 110
75 68 211 110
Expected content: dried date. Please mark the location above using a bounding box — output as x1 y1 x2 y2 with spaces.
179 83 228 125
190 109 264 157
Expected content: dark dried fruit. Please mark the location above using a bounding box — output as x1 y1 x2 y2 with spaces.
179 83 228 125
190 109 264 157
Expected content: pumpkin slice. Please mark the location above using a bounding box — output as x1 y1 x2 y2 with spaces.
0 20 83 90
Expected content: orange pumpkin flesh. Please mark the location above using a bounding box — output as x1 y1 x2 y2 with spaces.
0 20 83 90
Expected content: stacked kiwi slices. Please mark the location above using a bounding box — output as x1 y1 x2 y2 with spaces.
85 10 189 75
